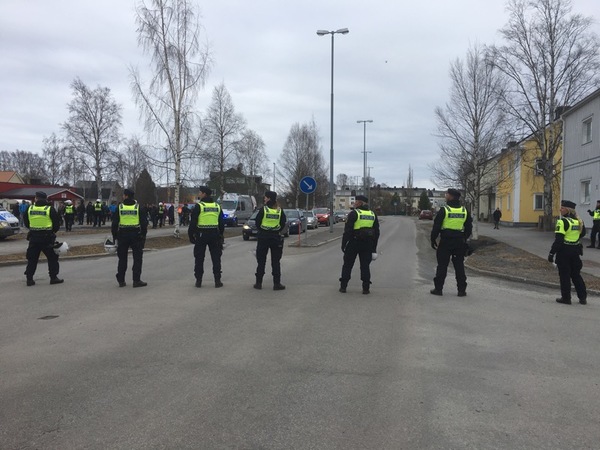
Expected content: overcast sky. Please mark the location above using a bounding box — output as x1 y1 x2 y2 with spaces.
1 0 599 190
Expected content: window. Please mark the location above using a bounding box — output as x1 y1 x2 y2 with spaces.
506 194 511 211
581 180 591 204
534 194 544 210
582 117 592 144
534 159 544 176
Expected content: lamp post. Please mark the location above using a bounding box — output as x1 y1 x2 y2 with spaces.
357 119 373 201
317 27 349 232
368 166 373 205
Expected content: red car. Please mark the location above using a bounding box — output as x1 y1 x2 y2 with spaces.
313 208 333 226
419 210 434 220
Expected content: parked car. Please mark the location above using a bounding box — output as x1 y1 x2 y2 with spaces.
0 206 20 239
242 210 260 240
334 210 350 223
283 209 307 236
304 211 318 229
419 210 434 220
313 207 332 226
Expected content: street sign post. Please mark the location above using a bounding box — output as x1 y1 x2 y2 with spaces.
299 176 317 245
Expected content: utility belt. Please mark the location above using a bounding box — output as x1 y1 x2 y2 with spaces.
353 228 374 241
563 241 580 246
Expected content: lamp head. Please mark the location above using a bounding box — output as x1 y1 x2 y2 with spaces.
336 28 349 34
316 30 330 36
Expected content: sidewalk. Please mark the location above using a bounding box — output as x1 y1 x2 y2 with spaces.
476 221 600 279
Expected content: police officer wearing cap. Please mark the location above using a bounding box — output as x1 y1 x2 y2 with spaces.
23 191 63 286
430 188 473 297
63 200 75 231
188 186 225 288
254 191 287 290
586 199 600 249
111 188 148 288
549 200 587 305
339 195 380 294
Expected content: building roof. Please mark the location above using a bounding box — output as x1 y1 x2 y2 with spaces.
0 186 83 200
561 88 600 117
0 171 25 183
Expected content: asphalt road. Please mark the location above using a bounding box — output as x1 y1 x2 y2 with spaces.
1 216 599 449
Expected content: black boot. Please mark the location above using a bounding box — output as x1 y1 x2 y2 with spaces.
195 279 202 288
215 277 223 288
27 278 35 286
273 276 286 291
254 274 263 289
339 278 347 293
362 281 370 295
556 297 571 304
50 277 64 285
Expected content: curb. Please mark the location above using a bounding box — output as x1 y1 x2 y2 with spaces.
465 262 600 296
287 235 342 248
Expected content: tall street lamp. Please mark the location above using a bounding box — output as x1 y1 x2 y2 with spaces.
317 27 349 233
357 119 373 201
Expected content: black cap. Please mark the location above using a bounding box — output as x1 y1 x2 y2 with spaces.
561 200 576 209
124 188 134 197
35 191 47 199
264 190 277 201
199 186 212 196
446 188 461 199
355 195 368 203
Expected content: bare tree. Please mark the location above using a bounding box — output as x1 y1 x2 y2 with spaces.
111 136 150 189
489 0 600 230
234 128 270 194
131 0 212 236
202 83 246 197
278 120 326 208
336 173 349 189
62 77 122 199
0 150 47 183
432 43 508 237
42 133 67 185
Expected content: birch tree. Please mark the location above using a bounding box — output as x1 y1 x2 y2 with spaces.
131 0 211 236
432 43 508 237
489 0 600 230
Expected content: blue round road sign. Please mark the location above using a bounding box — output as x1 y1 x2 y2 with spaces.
299 176 317 194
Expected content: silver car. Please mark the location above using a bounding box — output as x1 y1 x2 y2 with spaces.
304 211 318 229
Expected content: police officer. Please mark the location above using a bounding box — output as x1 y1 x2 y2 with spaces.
586 200 600 248
23 191 63 286
549 200 587 305
63 199 75 231
111 189 148 288
339 195 380 294
430 188 473 297
188 186 225 288
254 191 287 290
158 202 165 227
93 198 103 227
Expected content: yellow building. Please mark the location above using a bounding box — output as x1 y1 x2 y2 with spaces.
496 133 561 226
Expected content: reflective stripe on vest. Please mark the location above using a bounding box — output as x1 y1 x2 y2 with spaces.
261 206 282 230
353 210 375 230
441 206 467 231
555 217 581 244
119 203 140 228
594 209 600 220
94 202 102 212
65 205 74 214
197 202 220 228
28 205 52 231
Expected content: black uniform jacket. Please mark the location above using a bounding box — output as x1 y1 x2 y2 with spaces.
188 196 225 240
111 199 148 239
431 200 473 242
255 201 287 238
342 206 380 251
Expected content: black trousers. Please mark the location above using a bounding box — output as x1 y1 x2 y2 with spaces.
255 236 283 281
64 214 74 231
433 238 467 292
25 238 59 279
340 240 372 286
590 221 600 247
193 234 222 281
94 213 103 226
116 234 143 282
556 246 587 300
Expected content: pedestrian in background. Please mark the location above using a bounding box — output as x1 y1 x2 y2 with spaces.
586 199 600 249
253 191 287 290
339 195 380 294
188 186 225 288
23 191 63 286
93 199 103 227
86 201 94 225
76 200 85 225
430 188 473 297
111 189 148 288
63 199 75 231
19 200 29 227
549 200 587 305
493 207 502 229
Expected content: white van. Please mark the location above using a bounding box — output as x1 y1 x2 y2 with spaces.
218 193 257 226
0 206 20 239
